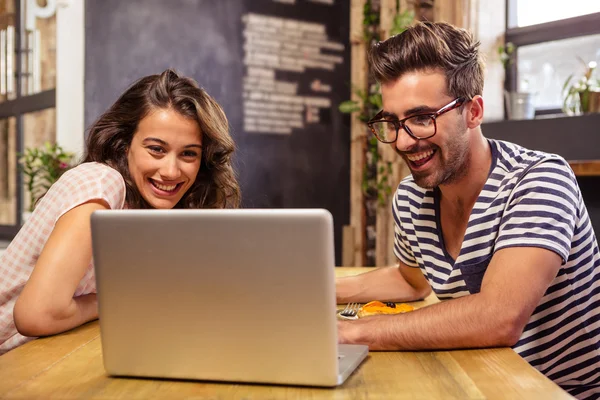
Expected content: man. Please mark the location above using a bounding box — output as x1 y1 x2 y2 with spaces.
337 21 600 399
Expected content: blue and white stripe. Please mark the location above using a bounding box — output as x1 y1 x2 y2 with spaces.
392 139 600 399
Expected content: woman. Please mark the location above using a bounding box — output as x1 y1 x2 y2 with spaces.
0 69 241 354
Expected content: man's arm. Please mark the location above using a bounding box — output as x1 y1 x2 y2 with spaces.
338 246 562 350
336 262 431 304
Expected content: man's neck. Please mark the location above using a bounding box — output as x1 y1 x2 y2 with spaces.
438 134 491 216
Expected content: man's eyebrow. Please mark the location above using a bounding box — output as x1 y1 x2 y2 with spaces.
403 105 437 116
382 105 438 120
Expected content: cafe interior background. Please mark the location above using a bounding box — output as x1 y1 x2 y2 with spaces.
0 0 599 267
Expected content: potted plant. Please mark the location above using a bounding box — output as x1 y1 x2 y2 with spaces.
498 41 515 70
339 84 393 207
19 141 74 218
563 59 600 115
339 6 415 207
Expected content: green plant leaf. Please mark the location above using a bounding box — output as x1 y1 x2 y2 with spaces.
368 93 383 109
562 74 574 95
351 85 368 102
339 100 361 114
390 9 414 36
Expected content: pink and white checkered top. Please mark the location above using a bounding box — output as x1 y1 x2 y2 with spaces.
0 162 126 354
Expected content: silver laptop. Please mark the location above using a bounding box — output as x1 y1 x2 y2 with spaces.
91 209 368 387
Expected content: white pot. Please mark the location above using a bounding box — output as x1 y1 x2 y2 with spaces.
504 91 536 120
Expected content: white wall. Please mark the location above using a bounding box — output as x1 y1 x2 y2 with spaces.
478 1 506 122
56 0 85 158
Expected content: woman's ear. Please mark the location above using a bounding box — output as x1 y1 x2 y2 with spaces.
465 95 484 128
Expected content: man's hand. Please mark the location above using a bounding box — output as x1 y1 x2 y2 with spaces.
337 320 361 345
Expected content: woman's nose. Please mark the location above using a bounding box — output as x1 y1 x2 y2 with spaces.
159 156 181 180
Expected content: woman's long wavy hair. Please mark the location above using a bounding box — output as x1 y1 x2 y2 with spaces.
82 69 241 209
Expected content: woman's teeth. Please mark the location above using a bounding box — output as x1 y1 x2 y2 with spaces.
407 150 434 162
153 181 177 192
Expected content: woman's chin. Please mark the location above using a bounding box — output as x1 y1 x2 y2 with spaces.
142 194 181 209
152 201 178 209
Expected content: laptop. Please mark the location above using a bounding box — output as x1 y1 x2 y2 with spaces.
91 209 368 387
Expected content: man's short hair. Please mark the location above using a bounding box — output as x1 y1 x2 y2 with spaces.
368 21 485 100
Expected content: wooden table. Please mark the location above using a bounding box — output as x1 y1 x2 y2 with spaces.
0 268 572 399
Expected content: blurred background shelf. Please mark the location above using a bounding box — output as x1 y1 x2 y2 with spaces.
569 160 600 177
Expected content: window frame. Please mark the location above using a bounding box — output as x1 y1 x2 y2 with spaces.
0 0 56 239
504 1 600 113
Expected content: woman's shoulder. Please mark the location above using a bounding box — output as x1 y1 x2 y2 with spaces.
59 162 124 188
46 162 127 209
65 161 122 178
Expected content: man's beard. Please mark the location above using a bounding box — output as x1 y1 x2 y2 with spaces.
400 124 470 189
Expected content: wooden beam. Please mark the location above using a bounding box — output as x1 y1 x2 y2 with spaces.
380 0 396 39
374 0 413 267
434 0 479 32
375 0 397 268
350 0 368 266
342 225 355 266
569 160 600 177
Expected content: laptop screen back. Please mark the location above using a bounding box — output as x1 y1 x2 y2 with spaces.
91 209 339 386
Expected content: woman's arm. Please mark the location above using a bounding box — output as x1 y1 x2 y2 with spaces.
13 199 109 337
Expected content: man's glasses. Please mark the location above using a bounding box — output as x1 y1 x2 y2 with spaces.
367 97 466 143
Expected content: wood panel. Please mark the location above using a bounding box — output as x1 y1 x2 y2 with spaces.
569 160 600 177
349 0 367 266
375 0 413 267
434 0 479 32
0 118 16 225
375 0 396 268
0 321 100 394
37 14 57 92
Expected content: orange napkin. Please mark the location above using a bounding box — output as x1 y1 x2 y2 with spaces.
357 301 414 318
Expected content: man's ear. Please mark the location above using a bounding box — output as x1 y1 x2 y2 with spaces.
465 95 484 128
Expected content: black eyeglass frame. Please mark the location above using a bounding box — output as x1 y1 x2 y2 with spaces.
367 97 467 143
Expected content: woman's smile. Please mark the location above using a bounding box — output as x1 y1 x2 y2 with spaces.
148 178 185 196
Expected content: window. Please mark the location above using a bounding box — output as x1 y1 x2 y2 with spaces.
0 0 57 239
505 1 600 113
509 0 600 28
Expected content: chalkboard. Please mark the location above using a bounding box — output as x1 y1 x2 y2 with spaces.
85 0 351 264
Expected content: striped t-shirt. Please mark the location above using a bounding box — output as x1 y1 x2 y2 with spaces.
393 139 600 399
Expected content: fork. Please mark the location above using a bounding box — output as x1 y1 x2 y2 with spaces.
338 302 360 319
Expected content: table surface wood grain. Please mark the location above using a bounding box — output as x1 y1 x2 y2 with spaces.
0 267 572 399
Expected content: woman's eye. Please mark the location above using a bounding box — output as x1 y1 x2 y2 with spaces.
181 150 199 158
148 146 165 154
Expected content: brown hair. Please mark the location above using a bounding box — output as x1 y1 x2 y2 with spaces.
369 21 484 100
83 69 241 209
